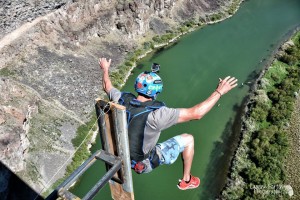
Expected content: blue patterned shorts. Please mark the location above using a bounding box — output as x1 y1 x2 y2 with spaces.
157 135 185 165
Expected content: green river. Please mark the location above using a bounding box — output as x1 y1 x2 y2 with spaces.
71 0 300 199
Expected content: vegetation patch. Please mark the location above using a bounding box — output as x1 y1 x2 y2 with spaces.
209 13 223 22
221 31 300 199
43 112 97 196
227 0 242 15
0 67 15 76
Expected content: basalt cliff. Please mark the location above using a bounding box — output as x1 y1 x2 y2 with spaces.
0 0 238 197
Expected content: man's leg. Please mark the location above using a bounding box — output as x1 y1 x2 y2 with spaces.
178 133 200 190
156 134 200 190
180 133 194 182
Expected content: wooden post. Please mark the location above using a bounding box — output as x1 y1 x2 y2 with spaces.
96 98 134 200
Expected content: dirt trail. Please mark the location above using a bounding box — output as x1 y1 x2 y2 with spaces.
0 13 52 51
285 96 300 198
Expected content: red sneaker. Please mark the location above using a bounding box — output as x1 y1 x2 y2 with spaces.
177 175 200 190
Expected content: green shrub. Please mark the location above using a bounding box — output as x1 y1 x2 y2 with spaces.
161 33 175 42
134 49 143 57
251 106 268 122
125 61 133 67
0 67 15 76
210 14 222 21
143 41 153 50
152 35 162 43
184 20 196 27
278 54 297 65
72 114 97 147
178 26 189 33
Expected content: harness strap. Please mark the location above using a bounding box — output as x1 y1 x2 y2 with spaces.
149 147 161 169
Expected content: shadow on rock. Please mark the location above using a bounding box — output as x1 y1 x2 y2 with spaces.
0 161 43 200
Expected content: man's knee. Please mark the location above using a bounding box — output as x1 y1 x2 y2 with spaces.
180 133 194 147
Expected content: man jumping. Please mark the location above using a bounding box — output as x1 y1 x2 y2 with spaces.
99 58 238 190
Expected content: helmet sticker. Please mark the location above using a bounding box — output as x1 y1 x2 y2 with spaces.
139 76 145 81
137 82 143 89
146 75 153 83
148 85 163 91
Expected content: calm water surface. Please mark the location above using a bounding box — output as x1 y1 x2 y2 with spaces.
71 0 300 199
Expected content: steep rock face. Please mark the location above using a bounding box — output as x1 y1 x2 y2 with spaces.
0 0 67 38
0 78 33 172
115 0 176 36
0 0 234 195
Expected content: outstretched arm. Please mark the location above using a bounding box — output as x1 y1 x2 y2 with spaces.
99 57 112 94
177 76 238 123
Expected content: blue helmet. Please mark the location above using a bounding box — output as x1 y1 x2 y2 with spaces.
134 71 163 99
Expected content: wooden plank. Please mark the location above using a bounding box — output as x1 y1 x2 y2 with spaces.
109 182 135 200
95 98 126 110
96 99 134 200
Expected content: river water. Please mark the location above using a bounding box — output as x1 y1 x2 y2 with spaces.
71 0 300 199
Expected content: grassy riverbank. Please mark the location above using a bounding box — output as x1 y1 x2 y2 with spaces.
221 31 300 199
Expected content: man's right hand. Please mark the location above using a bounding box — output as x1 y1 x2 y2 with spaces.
216 76 238 96
99 57 111 72
178 76 238 123
99 57 113 93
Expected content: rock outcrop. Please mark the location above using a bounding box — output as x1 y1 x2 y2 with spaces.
0 0 237 196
